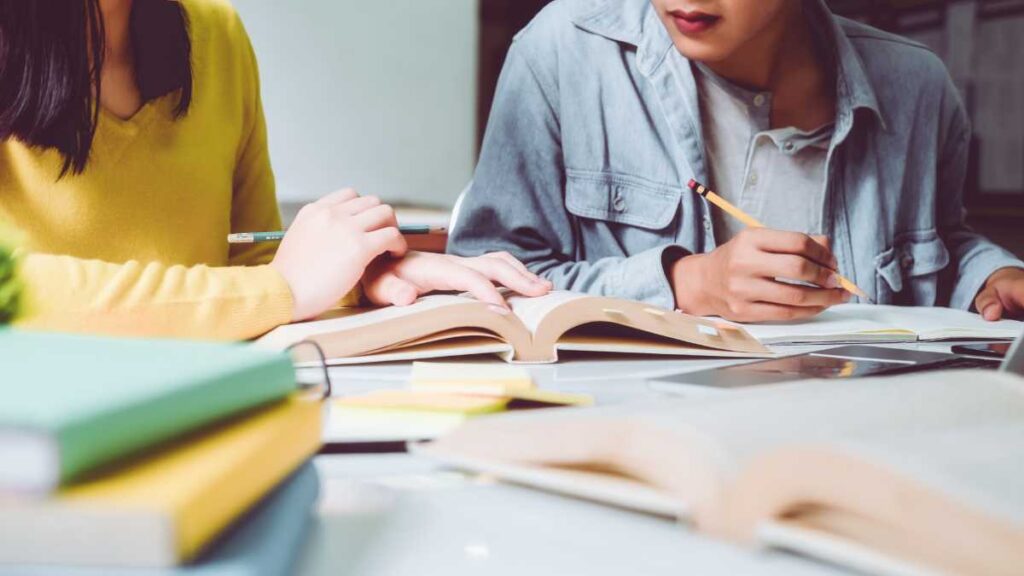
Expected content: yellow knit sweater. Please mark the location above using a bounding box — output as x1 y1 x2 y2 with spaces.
0 0 348 340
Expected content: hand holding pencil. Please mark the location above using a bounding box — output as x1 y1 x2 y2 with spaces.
668 179 868 323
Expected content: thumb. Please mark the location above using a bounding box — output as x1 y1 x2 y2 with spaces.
975 285 1004 321
363 271 419 306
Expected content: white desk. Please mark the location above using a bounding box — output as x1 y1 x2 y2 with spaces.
298 343 969 575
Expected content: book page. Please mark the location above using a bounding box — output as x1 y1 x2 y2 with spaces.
872 306 1023 341
254 294 480 350
729 305 913 345
635 371 1024 472
508 291 590 335
423 371 1024 521
731 304 1022 344
835 421 1024 527
752 422 1024 576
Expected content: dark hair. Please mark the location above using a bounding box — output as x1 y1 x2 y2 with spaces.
0 0 192 177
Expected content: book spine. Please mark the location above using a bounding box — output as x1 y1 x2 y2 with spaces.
56 353 296 483
174 397 322 560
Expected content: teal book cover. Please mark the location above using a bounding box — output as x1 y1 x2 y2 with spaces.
0 462 320 576
0 330 296 492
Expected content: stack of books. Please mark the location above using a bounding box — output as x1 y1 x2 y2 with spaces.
0 330 322 575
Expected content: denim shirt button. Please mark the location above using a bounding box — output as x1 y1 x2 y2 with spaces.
901 253 915 269
612 190 626 212
703 218 712 231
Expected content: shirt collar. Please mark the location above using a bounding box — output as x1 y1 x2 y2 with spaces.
571 0 887 132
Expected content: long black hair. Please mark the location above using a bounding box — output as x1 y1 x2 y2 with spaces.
0 0 193 176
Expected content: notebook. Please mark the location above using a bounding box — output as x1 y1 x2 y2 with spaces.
732 303 1023 345
256 291 770 364
0 463 319 576
0 395 322 568
0 330 296 494
418 371 1024 576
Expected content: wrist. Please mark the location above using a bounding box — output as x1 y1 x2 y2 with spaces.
670 253 708 314
986 266 1024 286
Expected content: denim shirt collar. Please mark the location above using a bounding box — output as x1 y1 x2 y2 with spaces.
571 0 888 136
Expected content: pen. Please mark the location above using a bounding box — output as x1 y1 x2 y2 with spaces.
686 179 870 300
227 225 447 244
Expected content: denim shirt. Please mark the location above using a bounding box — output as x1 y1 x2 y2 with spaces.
449 0 1024 311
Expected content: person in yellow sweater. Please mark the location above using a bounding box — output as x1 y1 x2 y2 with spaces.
0 0 550 340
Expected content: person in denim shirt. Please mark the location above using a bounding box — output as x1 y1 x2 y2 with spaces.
450 0 1024 322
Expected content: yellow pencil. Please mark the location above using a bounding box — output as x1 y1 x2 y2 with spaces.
686 179 869 300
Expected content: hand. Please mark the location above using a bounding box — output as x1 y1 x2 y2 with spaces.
670 229 850 322
271 189 407 321
361 251 553 313
974 267 1024 321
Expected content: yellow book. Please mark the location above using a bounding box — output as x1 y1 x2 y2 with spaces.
0 395 322 568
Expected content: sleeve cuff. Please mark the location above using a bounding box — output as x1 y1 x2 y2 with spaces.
953 251 1024 311
614 244 688 310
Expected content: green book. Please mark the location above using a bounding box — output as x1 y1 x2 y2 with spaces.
0 330 296 494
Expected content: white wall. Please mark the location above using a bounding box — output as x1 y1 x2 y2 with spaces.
232 0 479 207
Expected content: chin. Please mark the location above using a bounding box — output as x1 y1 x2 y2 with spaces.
670 38 735 64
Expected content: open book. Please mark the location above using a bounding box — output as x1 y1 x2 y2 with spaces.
734 303 1023 345
256 291 770 364
418 371 1024 576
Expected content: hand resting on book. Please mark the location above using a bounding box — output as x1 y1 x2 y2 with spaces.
361 251 552 313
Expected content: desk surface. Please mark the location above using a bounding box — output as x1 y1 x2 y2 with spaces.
298 343 966 575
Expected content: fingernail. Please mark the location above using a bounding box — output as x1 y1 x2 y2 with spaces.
488 304 511 316
825 274 839 289
982 304 997 320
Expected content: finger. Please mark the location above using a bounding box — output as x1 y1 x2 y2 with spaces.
975 286 1004 321
363 270 419 306
748 253 837 288
335 195 383 216
353 204 399 232
810 235 832 261
460 256 548 297
997 281 1024 318
434 262 510 312
753 229 837 269
727 302 827 323
318 188 359 205
364 227 408 259
737 279 848 308
485 252 549 285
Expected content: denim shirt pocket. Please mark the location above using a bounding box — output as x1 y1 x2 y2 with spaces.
565 170 681 256
874 230 950 306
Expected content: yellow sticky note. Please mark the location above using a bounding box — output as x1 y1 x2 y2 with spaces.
411 362 535 395
334 390 509 415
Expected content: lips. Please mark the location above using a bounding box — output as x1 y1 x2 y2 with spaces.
670 10 721 35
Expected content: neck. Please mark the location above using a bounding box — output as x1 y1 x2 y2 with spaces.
99 0 134 61
703 3 813 92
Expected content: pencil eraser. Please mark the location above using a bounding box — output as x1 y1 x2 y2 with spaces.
687 179 697 190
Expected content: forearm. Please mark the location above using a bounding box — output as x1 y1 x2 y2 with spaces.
532 246 684 310
16 253 295 340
